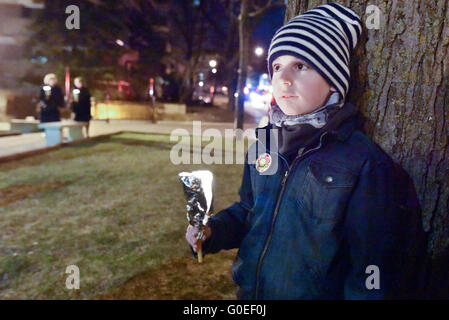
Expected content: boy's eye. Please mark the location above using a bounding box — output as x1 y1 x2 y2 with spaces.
273 63 307 72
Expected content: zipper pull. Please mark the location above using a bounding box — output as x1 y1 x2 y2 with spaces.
281 170 289 186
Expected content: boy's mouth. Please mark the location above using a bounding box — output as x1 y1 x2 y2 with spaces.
281 95 298 99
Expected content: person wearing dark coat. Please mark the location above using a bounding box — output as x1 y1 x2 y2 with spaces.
185 3 428 300
71 77 92 137
162 65 180 102
38 73 64 122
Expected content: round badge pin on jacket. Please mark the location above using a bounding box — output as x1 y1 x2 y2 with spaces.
256 153 272 173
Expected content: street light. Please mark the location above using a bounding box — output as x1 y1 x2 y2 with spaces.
209 60 217 68
255 47 264 56
211 68 217 74
116 39 125 46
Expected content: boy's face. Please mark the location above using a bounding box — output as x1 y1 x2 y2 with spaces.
271 55 335 116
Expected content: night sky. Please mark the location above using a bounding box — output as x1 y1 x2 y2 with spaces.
251 6 286 55
250 5 286 74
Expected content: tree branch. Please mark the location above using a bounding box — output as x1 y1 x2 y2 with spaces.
198 1 227 38
248 0 272 18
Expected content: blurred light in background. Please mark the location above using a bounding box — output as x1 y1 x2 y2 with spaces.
116 39 124 46
255 47 264 56
198 81 204 87
149 78 154 96
65 66 70 98
211 68 217 74
209 60 217 68
257 73 271 91
249 91 272 110
30 56 48 64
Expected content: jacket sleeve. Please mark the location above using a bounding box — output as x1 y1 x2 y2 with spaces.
199 151 254 255
343 158 428 299
39 88 46 103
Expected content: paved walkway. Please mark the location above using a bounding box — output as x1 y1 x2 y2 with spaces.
0 120 258 159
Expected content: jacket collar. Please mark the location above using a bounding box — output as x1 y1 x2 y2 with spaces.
327 102 359 142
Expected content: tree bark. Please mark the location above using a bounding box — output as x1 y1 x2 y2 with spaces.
286 0 449 298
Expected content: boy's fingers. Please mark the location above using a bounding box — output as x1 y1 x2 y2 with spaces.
186 225 208 252
186 226 200 251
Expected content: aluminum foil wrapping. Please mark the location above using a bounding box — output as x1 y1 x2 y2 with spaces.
178 170 214 240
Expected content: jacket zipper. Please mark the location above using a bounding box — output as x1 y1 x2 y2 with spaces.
254 131 329 299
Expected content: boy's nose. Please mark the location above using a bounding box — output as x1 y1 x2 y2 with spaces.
279 70 293 86
281 78 292 86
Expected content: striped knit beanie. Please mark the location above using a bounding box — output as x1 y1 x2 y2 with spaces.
267 2 362 101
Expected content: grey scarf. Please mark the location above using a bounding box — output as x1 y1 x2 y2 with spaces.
268 92 344 128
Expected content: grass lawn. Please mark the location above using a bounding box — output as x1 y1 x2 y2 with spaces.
0 132 252 299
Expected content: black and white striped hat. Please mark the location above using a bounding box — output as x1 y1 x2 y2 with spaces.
267 2 362 101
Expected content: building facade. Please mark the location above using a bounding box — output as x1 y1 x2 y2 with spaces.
0 0 43 120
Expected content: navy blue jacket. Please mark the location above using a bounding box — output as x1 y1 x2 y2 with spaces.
201 102 427 299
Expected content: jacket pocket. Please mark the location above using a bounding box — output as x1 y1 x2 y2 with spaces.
297 160 357 221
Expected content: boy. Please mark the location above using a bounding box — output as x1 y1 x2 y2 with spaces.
186 2 427 299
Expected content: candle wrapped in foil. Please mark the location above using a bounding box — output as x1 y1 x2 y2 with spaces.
178 170 214 262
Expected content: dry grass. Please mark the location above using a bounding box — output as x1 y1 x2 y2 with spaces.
95 250 238 300
0 132 247 299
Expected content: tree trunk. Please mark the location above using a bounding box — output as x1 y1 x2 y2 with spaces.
180 58 196 103
235 0 250 136
286 0 449 298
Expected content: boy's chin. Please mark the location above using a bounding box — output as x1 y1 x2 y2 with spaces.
279 100 324 116
278 105 309 116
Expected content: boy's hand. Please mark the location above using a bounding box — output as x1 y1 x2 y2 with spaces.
185 224 212 253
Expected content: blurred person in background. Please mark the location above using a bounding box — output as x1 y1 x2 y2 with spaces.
71 76 92 137
37 73 64 122
162 64 180 102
